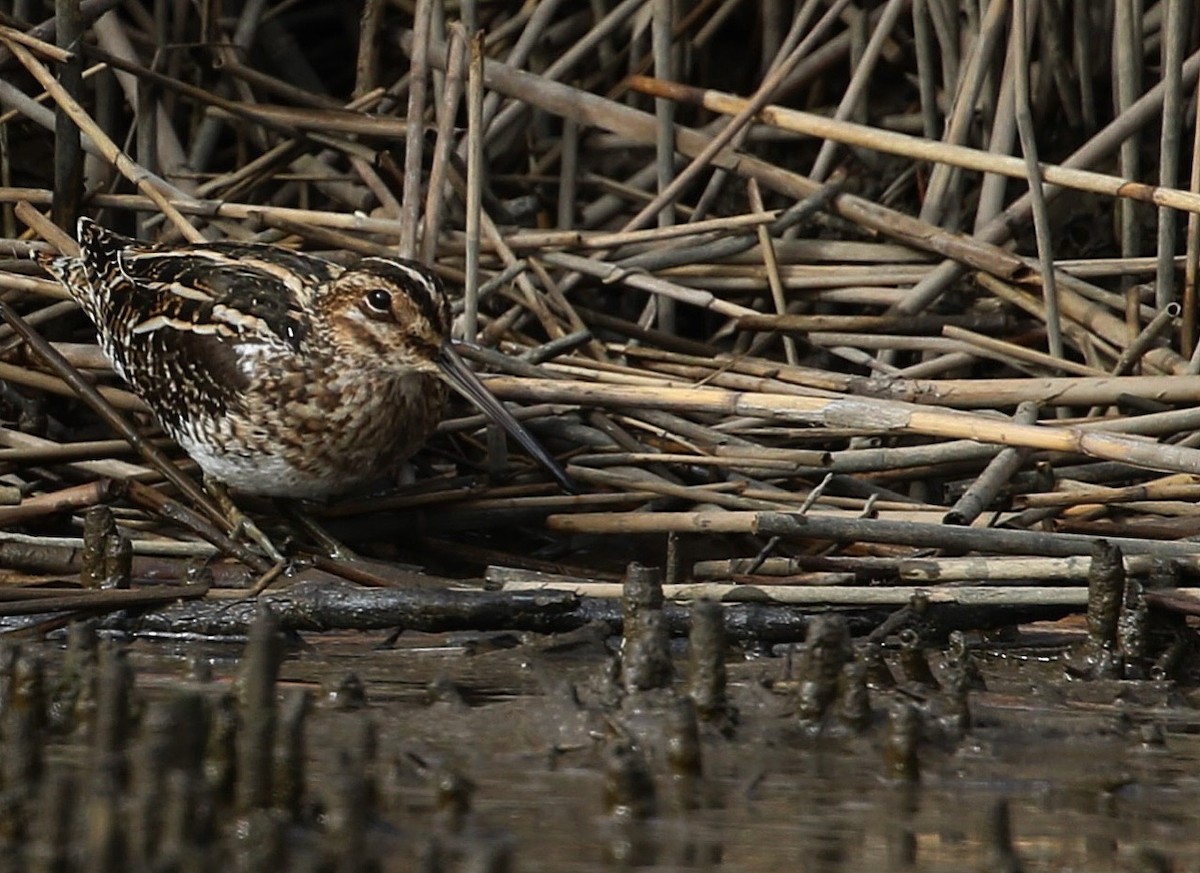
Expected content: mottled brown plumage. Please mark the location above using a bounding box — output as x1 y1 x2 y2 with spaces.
38 218 570 498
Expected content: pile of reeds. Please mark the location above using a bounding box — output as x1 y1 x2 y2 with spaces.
1 1 1200 618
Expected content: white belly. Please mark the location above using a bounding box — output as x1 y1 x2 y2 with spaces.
177 434 355 499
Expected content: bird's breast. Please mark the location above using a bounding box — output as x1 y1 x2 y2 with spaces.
172 361 449 498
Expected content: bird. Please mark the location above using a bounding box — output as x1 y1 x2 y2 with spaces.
36 217 573 500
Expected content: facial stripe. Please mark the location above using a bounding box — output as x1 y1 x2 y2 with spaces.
358 258 448 334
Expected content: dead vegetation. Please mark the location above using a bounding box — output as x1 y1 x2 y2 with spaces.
0 1 1198 629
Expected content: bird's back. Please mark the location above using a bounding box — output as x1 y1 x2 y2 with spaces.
41 218 338 385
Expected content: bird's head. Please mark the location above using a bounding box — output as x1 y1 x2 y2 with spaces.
322 257 576 492
322 257 451 375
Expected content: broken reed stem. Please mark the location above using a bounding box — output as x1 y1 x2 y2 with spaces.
486 376 1200 476
0 480 118 526
0 582 208 618
50 4 83 231
496 578 1091 607
353 0 386 97
808 0 908 182
1109 302 1181 377
920 0 1010 226
897 46 1200 317
462 29 485 342
0 34 202 241
617 342 1200 410
420 25 467 265
691 553 1130 582
626 75 1200 217
0 428 152 480
1184 59 1200 356
0 185 787 254
1015 476 1200 509
1011 0 1063 364
0 25 74 64
544 510 1200 559
397 0 432 258
1156 0 1189 310
542 251 757 318
1115 0 1144 333
0 361 143 410
651 0 676 334
943 400 1038 525
942 325 1108 377
746 179 797 365
626 0 853 234
413 31 1096 316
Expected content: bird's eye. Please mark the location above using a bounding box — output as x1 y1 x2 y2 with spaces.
364 288 392 313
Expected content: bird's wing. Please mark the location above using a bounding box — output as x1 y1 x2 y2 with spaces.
112 243 343 353
108 245 345 421
61 221 340 422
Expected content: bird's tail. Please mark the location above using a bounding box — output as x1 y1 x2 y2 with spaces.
30 247 86 293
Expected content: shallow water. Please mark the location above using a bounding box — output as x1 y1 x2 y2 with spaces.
0 617 1189 872
94 624 1200 872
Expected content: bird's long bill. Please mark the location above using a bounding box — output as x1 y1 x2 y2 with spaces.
437 344 576 492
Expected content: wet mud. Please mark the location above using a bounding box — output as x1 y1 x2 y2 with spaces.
0 566 1197 872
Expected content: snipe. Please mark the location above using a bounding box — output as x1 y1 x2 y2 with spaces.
37 218 571 499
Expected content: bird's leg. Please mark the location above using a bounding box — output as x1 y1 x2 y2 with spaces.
278 500 360 561
203 475 286 564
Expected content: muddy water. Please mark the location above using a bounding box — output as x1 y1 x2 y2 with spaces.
97 625 1200 871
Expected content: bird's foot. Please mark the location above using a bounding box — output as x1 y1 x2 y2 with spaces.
204 476 286 564
280 502 360 561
